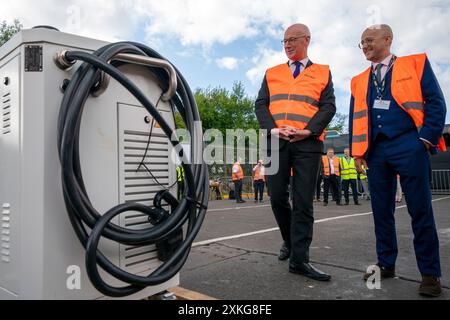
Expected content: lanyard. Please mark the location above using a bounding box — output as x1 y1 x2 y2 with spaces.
372 56 396 99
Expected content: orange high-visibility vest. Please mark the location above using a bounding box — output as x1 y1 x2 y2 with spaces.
253 165 265 182
350 53 447 158
266 63 330 141
232 163 244 181
322 156 340 177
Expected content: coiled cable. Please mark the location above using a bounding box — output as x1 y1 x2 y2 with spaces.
57 41 209 297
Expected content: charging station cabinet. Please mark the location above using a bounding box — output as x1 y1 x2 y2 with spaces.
0 28 179 299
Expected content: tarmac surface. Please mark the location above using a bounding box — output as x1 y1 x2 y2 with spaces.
180 194 450 300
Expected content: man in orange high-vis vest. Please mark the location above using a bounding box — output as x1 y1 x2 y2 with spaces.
255 23 336 282
322 148 343 206
232 160 245 204
349 24 446 297
253 160 265 203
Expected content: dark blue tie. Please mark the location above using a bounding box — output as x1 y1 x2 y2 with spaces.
376 64 383 83
293 61 302 78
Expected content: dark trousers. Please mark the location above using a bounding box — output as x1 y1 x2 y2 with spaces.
234 180 243 202
254 179 264 201
323 175 341 204
316 174 323 200
177 181 185 200
342 179 359 204
266 143 321 264
289 176 294 201
367 130 441 277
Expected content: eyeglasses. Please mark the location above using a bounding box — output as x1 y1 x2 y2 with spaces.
358 36 388 49
282 35 308 45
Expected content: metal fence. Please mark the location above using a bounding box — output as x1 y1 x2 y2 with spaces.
211 170 450 201
431 170 450 195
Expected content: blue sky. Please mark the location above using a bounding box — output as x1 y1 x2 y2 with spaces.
3 0 450 124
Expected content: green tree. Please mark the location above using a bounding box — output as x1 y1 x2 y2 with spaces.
327 112 348 134
182 82 259 179
194 82 259 134
0 19 22 47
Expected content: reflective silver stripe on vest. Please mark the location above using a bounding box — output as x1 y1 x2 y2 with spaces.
270 94 319 107
353 109 367 120
402 102 424 111
289 95 319 107
286 113 311 123
272 113 312 123
353 134 367 143
272 114 286 121
270 94 289 103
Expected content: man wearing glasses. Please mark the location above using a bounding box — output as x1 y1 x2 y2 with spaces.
255 23 336 281
349 24 446 297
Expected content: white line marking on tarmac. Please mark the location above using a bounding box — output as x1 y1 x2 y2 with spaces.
193 228 279 247
207 204 271 212
194 196 450 247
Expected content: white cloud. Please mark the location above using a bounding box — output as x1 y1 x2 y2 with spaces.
2 0 450 121
1 0 141 42
246 47 286 85
216 57 238 70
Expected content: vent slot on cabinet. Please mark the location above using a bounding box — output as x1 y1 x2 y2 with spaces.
1 203 11 263
123 130 170 204
121 129 170 273
2 90 11 135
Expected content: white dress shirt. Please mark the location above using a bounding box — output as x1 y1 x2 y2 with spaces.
371 54 393 82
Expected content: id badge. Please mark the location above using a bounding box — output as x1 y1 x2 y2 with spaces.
373 99 390 110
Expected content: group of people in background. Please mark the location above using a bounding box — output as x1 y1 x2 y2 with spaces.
230 146 384 207
318 147 370 206
231 159 267 204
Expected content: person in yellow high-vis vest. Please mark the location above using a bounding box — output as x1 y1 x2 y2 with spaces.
359 164 370 201
176 165 185 200
350 24 446 297
340 148 361 205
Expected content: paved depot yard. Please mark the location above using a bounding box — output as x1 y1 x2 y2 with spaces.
180 195 450 300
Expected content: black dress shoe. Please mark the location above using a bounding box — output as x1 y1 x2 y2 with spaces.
278 242 290 261
289 262 331 281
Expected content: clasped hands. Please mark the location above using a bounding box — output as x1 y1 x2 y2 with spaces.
271 125 312 143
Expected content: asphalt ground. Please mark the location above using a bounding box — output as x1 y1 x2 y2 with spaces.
180 194 450 300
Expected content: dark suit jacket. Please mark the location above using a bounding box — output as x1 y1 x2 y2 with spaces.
255 60 336 153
